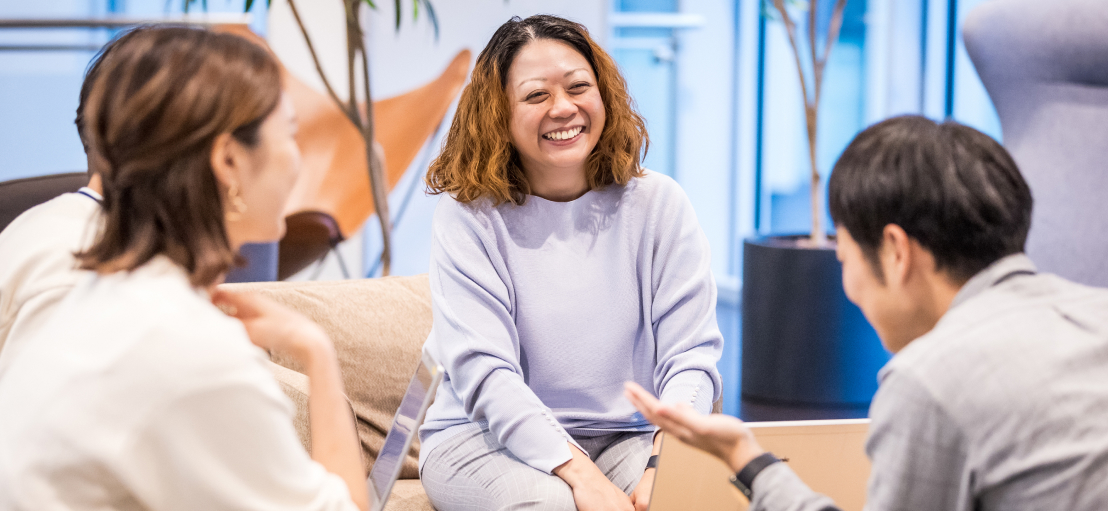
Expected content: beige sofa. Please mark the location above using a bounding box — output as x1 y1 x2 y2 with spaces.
223 275 436 511
224 274 724 511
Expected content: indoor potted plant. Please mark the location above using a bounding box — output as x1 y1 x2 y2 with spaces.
189 0 440 276
740 0 888 408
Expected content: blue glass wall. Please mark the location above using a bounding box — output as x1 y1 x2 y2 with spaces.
0 0 265 183
1 0 1008 416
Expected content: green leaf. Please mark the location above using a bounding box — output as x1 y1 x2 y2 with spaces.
358 0 437 35
244 0 254 12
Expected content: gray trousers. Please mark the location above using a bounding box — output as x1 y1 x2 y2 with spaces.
421 426 654 511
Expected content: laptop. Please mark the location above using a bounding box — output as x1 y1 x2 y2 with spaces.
366 351 444 511
648 419 871 511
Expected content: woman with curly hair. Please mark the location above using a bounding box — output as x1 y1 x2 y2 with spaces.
419 14 723 511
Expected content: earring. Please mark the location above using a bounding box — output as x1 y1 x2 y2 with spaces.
226 182 248 221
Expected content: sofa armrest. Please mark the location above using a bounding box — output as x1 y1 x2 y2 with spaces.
267 361 314 453
223 275 433 479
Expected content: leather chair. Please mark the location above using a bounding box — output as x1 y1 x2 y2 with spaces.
213 24 472 279
0 172 278 283
278 211 344 281
276 50 472 278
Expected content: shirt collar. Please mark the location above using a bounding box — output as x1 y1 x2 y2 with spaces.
77 187 103 202
948 253 1037 311
878 253 1038 383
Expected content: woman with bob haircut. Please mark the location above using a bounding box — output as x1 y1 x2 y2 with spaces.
420 14 723 511
0 26 367 511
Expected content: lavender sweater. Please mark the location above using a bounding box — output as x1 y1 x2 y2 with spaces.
418 171 723 474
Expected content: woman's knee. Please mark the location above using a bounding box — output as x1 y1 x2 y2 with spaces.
491 475 575 511
422 449 575 511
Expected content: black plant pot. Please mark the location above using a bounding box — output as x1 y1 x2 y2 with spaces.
741 235 889 406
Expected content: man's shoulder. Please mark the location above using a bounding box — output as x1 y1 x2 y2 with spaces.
903 272 1108 360
885 271 1108 417
878 273 1108 509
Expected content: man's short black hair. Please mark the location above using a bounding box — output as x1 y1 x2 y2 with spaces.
828 115 1033 283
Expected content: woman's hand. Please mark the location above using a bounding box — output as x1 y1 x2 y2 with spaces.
629 430 662 511
213 288 368 511
629 469 654 511
211 289 332 366
624 382 765 473
553 444 634 511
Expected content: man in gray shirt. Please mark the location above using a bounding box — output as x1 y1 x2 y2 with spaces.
626 115 1108 510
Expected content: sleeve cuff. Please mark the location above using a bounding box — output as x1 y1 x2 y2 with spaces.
498 407 578 474
749 462 839 511
482 371 587 473
659 370 715 415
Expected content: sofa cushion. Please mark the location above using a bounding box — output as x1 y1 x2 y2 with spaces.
385 480 435 511
222 275 432 480
266 361 314 453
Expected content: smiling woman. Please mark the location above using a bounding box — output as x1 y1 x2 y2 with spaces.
419 14 724 511
507 38 607 201
426 14 647 205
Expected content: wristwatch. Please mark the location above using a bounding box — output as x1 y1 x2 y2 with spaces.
729 452 781 499
645 454 659 471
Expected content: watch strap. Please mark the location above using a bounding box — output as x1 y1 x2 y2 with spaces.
729 452 781 499
645 454 659 470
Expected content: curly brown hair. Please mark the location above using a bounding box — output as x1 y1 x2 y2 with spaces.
426 15 648 205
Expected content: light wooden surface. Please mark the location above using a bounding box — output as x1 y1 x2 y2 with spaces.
649 431 746 511
650 419 871 511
